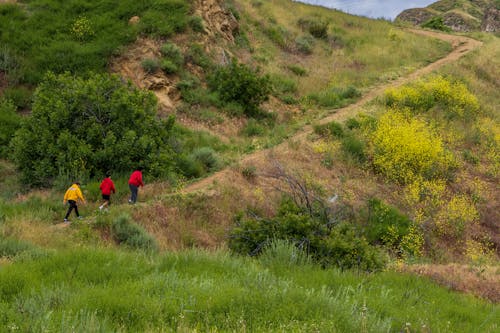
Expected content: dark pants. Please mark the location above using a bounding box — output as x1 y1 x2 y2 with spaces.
129 184 138 203
65 200 79 219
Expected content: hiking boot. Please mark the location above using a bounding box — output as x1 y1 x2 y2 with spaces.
63 218 70 223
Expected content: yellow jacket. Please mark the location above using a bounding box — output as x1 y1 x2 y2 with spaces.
63 183 85 203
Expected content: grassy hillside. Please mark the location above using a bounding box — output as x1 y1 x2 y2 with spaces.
0 245 497 332
0 0 499 330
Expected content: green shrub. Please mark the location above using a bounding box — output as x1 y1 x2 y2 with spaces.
264 26 293 50
312 223 387 271
188 16 205 32
160 42 184 66
229 197 386 271
462 149 479 165
241 165 257 180
0 45 21 84
176 154 204 178
364 199 411 250
345 117 361 130
295 35 315 54
298 17 329 39
176 73 201 91
11 72 175 187
208 60 271 117
2 86 32 110
180 87 222 107
421 16 451 32
307 86 361 108
287 64 307 76
160 59 179 74
341 135 366 163
241 119 265 137
111 213 158 251
281 95 298 105
259 239 312 268
0 237 45 261
190 147 220 172
0 99 21 158
141 58 160 74
270 75 297 96
140 1 189 37
186 44 213 70
313 121 344 139
235 32 252 51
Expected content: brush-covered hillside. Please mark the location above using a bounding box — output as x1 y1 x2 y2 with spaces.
397 0 500 32
0 0 499 331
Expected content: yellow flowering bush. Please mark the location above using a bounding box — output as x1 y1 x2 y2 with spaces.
71 17 94 42
400 224 424 259
435 195 479 238
384 76 479 118
403 178 446 225
371 111 455 184
475 117 500 176
465 238 495 265
404 177 446 208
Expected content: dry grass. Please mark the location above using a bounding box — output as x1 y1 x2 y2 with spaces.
235 0 452 95
403 264 500 303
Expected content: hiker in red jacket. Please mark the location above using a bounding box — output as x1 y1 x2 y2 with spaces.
128 168 144 204
99 172 116 211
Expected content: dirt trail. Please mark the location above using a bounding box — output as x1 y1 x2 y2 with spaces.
183 29 483 193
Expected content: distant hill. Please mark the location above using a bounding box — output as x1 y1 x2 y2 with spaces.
396 0 500 32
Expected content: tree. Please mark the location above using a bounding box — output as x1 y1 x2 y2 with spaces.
11 72 175 187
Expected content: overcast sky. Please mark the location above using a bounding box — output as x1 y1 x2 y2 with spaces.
295 0 436 20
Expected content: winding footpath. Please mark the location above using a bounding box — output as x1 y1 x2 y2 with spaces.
183 29 483 193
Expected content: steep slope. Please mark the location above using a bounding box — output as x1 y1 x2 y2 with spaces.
396 0 500 32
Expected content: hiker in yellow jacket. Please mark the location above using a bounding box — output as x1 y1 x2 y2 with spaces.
63 182 86 222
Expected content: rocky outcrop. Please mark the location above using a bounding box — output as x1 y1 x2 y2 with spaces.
396 8 436 26
194 0 239 42
110 38 178 111
396 0 498 32
109 0 240 114
443 11 481 32
482 7 500 32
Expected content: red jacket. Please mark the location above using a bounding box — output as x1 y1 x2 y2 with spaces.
128 170 144 187
100 177 116 195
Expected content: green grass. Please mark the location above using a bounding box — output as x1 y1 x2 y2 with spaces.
0 248 497 332
0 0 189 84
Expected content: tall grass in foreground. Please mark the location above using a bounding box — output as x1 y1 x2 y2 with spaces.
0 247 497 332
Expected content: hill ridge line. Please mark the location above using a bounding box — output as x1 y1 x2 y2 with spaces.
181 29 483 193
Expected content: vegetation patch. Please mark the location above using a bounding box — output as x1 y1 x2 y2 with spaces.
0 0 190 84
111 213 158 251
306 86 361 108
384 75 479 119
11 72 176 187
208 60 271 117
0 99 20 158
370 111 455 184
229 190 386 272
